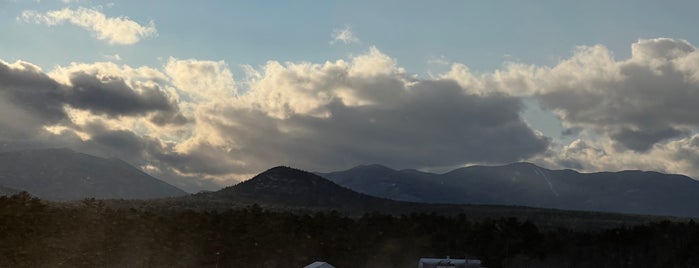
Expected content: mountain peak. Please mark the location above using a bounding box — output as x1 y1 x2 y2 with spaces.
230 166 341 195
265 165 310 175
205 166 388 209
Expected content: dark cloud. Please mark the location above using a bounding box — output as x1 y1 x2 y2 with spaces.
561 127 582 136
67 72 178 117
610 127 687 152
0 61 69 138
150 111 189 126
0 61 186 130
210 79 549 173
82 122 151 159
155 143 245 176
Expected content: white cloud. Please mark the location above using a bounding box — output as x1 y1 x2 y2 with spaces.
102 53 121 61
330 25 360 44
630 38 694 63
164 58 237 102
427 55 450 66
48 61 168 88
20 7 156 45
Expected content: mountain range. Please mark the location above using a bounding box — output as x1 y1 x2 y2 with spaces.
0 148 698 218
181 165 677 231
320 162 699 218
0 148 186 200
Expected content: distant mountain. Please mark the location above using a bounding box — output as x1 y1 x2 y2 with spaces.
0 148 186 200
319 164 459 203
182 165 677 231
320 163 699 218
194 166 398 211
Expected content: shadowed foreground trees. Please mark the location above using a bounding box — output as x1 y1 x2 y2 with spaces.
1 194 698 267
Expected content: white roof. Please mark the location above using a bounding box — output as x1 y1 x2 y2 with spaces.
419 258 481 265
304 261 336 268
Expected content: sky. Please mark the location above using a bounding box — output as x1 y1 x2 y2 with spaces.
3 1 699 192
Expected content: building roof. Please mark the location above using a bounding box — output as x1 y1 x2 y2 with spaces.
303 261 336 268
419 258 482 265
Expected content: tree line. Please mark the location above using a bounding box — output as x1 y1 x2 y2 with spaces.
1 192 698 267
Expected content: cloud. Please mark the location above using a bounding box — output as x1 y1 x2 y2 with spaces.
211 84 548 173
164 58 237 101
531 38 699 151
631 38 694 62
46 61 187 126
20 7 156 45
0 59 185 135
49 61 169 85
427 55 451 66
331 25 360 44
531 134 699 181
0 60 70 138
440 38 699 152
66 72 180 119
102 54 121 61
176 47 549 175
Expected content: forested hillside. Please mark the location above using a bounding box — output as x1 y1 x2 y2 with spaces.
1 193 697 268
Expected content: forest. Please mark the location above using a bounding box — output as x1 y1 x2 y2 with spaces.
1 192 698 268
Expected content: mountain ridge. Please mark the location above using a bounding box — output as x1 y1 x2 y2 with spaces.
0 148 187 200
320 162 699 218
174 165 684 231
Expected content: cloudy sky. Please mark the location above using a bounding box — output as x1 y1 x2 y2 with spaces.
2 1 699 192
